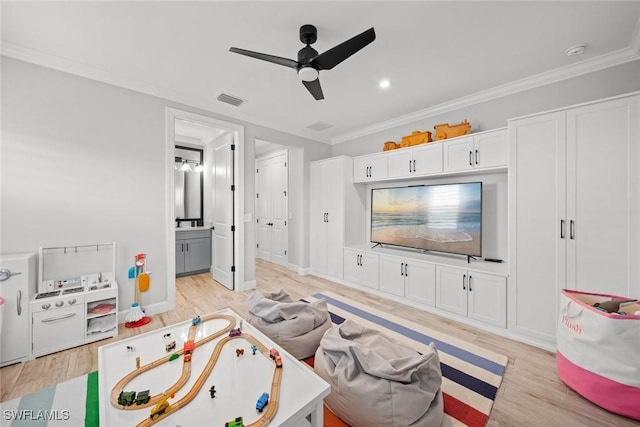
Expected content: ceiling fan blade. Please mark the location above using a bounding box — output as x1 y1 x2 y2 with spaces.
229 47 298 69
312 27 376 70
302 78 324 100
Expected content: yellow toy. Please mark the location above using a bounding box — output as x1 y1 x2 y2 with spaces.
433 119 471 140
400 130 432 147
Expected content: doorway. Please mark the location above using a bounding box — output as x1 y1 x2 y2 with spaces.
255 145 289 267
166 108 245 307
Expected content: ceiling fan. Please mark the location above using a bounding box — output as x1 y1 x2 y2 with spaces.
229 25 376 100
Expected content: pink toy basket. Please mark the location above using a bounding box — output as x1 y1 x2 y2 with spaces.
556 289 640 420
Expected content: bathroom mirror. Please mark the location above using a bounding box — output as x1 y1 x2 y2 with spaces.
175 146 203 224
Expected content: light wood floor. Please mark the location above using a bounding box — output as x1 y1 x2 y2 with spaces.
1 259 637 426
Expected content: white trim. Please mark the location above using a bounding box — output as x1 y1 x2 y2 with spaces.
332 46 640 145
3 41 639 147
1 42 330 145
166 108 246 298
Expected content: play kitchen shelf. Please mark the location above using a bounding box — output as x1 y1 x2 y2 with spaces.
31 243 118 358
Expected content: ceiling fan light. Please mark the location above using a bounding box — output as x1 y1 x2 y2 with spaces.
298 66 319 82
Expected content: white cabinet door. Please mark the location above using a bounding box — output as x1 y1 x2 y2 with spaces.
405 260 436 307
474 129 507 169
359 252 379 289
309 161 327 274
343 249 361 284
467 272 506 328
379 255 405 297
387 149 414 178
32 304 85 356
326 160 345 278
413 142 443 175
443 136 474 172
435 266 467 316
353 153 388 182
343 249 378 289
0 254 33 365
508 111 567 343
566 96 640 296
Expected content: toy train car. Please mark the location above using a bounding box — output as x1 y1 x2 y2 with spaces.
256 392 269 412
269 348 280 359
183 340 195 362
192 315 201 326
150 395 172 420
225 416 244 427
229 328 241 337
118 391 136 406
135 390 150 405
275 355 283 368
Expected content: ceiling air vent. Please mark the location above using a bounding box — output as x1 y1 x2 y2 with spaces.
217 93 246 107
307 121 333 131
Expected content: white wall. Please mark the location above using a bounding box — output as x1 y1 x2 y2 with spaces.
1 58 330 313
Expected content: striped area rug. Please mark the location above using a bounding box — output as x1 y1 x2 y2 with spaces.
0 371 98 427
304 291 508 427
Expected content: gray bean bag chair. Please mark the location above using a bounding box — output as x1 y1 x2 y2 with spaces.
314 320 444 427
246 290 332 359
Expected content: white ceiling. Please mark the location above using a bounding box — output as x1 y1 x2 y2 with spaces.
2 1 640 144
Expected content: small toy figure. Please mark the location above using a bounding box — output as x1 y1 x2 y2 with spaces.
251 345 258 355
229 328 241 337
168 353 180 362
225 416 244 427
209 385 216 398
163 333 171 339
192 315 201 326
126 345 135 352
236 348 245 357
269 348 280 360
165 340 176 352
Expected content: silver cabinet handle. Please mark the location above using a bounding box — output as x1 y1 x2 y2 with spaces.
41 312 76 323
17 290 22 316
0 268 21 282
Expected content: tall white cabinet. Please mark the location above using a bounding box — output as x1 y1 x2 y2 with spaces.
508 93 640 346
310 156 365 278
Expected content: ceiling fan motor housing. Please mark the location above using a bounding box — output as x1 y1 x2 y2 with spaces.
300 24 317 45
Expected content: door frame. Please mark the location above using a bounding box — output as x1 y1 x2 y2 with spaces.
166 108 245 307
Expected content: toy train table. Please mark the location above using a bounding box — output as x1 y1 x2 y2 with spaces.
98 308 330 426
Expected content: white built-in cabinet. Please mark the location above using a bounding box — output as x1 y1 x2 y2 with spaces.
353 152 388 182
508 93 640 346
353 129 506 183
387 142 443 178
310 156 365 279
379 255 436 306
443 129 508 172
343 249 379 289
435 266 506 328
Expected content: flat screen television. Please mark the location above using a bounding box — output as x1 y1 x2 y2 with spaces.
371 182 482 257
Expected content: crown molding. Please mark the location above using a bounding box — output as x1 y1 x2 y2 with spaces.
331 46 640 145
0 42 332 145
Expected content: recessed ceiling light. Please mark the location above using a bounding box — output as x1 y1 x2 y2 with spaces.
566 44 587 57
379 79 390 89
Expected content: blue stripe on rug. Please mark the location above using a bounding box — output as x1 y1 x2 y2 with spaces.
441 364 498 400
11 383 56 427
314 292 506 377
301 298 346 325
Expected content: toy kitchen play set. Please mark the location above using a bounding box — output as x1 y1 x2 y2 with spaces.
0 242 119 366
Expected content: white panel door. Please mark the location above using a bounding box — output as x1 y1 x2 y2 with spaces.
310 161 328 274
413 142 443 175
387 149 414 178
474 129 508 168
256 158 272 261
269 153 288 267
567 96 639 296
443 136 474 172
508 111 566 342
212 137 234 290
325 159 345 278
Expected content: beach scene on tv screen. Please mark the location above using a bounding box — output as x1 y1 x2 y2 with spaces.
371 183 482 255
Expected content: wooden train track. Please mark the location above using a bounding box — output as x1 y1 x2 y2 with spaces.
111 314 283 426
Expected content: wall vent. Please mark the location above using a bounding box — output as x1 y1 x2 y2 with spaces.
307 121 333 131
217 93 246 107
